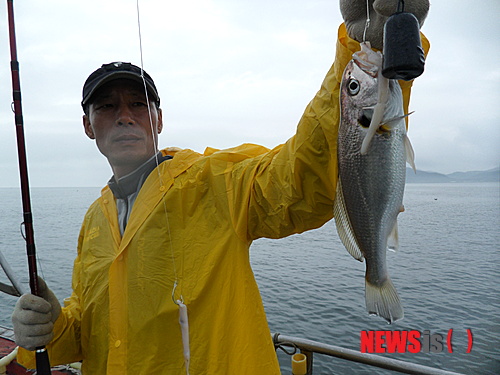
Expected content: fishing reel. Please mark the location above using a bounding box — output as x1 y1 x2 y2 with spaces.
382 1 425 81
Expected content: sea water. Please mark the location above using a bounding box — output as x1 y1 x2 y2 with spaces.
0 183 498 374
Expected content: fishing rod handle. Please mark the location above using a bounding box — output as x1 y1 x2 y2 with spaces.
35 347 52 375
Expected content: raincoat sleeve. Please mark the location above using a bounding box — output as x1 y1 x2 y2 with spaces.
17 228 86 368
224 24 430 241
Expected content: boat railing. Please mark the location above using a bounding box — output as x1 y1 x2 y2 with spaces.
273 333 465 375
1 326 465 374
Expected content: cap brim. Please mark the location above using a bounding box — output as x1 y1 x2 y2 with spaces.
82 71 159 106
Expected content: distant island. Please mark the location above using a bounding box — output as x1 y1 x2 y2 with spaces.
406 167 499 183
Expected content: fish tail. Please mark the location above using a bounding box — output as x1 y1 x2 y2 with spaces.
365 278 404 324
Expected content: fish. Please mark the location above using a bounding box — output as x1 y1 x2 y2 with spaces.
334 42 415 324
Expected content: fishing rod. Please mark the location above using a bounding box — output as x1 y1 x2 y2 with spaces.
6 0 52 373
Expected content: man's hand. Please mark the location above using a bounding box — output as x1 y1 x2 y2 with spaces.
11 277 61 351
340 0 430 50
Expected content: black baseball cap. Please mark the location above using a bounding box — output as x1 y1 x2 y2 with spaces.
81 62 160 110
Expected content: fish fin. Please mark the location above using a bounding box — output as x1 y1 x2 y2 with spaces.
387 221 399 252
380 111 414 130
334 179 364 261
404 135 416 173
365 278 404 324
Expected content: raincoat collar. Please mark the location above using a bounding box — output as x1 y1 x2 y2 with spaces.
108 152 172 199
99 147 204 251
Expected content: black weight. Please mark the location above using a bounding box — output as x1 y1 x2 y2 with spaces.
382 12 425 81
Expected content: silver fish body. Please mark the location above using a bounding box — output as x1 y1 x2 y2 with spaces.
335 54 411 323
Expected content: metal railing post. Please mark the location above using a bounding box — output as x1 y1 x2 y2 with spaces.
301 349 313 375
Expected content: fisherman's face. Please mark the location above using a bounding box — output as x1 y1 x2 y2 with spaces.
83 80 163 178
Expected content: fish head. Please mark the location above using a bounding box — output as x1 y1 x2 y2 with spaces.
340 59 379 131
340 60 404 137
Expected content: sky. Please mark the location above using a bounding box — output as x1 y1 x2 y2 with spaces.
0 0 499 187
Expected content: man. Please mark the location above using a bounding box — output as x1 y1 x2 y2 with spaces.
12 1 430 373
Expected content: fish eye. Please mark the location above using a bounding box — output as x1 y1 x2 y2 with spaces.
347 78 360 96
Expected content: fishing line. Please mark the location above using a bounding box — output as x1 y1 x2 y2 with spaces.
135 0 180 291
135 0 157 156
135 1 190 373
362 0 371 43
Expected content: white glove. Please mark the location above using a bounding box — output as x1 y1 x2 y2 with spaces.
340 0 430 50
11 277 61 351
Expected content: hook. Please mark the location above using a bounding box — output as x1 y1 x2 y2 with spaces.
398 0 405 13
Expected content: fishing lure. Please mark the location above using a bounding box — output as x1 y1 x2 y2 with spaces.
135 0 192 372
177 300 191 375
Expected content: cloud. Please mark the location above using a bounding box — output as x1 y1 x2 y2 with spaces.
406 0 500 173
0 0 498 187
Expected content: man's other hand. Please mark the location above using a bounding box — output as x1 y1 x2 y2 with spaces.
11 277 61 351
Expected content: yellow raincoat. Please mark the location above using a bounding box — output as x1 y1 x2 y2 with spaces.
18 25 429 374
